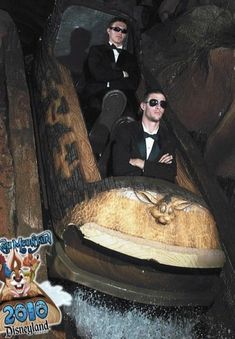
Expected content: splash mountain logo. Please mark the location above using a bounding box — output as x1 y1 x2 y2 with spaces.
0 231 62 337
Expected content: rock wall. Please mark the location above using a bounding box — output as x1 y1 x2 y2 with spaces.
142 5 235 183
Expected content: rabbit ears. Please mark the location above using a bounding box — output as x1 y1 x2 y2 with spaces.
134 191 192 210
7 250 22 271
0 250 21 282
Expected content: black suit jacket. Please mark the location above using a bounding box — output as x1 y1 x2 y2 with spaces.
112 121 177 182
84 44 140 97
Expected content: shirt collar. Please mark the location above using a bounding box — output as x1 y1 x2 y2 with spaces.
109 41 123 49
142 122 159 135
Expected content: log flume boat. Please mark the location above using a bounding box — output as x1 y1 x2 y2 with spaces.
27 0 233 307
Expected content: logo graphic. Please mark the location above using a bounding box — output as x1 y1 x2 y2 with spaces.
0 231 63 337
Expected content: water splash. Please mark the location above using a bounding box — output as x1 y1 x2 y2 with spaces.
66 288 199 339
39 280 73 307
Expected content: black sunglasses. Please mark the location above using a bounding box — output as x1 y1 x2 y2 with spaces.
109 26 128 34
146 99 167 109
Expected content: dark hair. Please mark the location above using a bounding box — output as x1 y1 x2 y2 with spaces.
137 89 167 117
142 89 166 102
107 17 128 29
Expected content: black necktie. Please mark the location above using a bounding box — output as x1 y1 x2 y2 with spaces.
110 44 122 53
143 132 158 141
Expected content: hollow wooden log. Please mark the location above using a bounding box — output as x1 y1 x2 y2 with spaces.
35 58 100 222
31 1 229 307
0 9 46 281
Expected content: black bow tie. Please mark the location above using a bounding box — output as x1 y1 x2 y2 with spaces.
143 132 158 141
110 44 122 53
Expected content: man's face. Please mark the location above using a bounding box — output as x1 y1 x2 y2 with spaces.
141 92 166 123
107 21 127 47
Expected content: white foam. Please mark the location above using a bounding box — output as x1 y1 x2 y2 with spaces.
39 280 72 307
66 289 197 339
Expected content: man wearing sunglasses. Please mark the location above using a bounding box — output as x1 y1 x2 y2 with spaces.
111 90 176 182
83 16 140 159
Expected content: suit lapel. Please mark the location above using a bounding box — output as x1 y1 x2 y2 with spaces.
105 45 115 62
148 125 163 161
148 139 160 161
135 123 146 159
116 50 126 65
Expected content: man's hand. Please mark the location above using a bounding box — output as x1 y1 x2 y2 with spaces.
129 158 145 170
159 153 173 164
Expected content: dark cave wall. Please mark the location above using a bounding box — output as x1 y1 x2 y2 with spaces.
142 5 235 186
0 0 54 53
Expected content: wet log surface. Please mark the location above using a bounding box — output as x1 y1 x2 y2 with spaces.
34 61 100 223
0 8 46 280
0 111 15 238
0 10 68 338
59 226 221 306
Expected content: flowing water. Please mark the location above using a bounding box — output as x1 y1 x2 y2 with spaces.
64 287 233 339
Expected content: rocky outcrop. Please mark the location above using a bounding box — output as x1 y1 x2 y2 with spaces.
142 5 235 180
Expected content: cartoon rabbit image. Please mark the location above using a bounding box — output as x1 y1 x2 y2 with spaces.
23 253 40 281
0 250 41 301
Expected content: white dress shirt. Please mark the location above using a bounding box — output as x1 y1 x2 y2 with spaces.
142 123 159 159
107 42 123 87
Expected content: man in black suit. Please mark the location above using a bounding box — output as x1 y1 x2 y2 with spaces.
83 17 140 158
111 90 176 182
